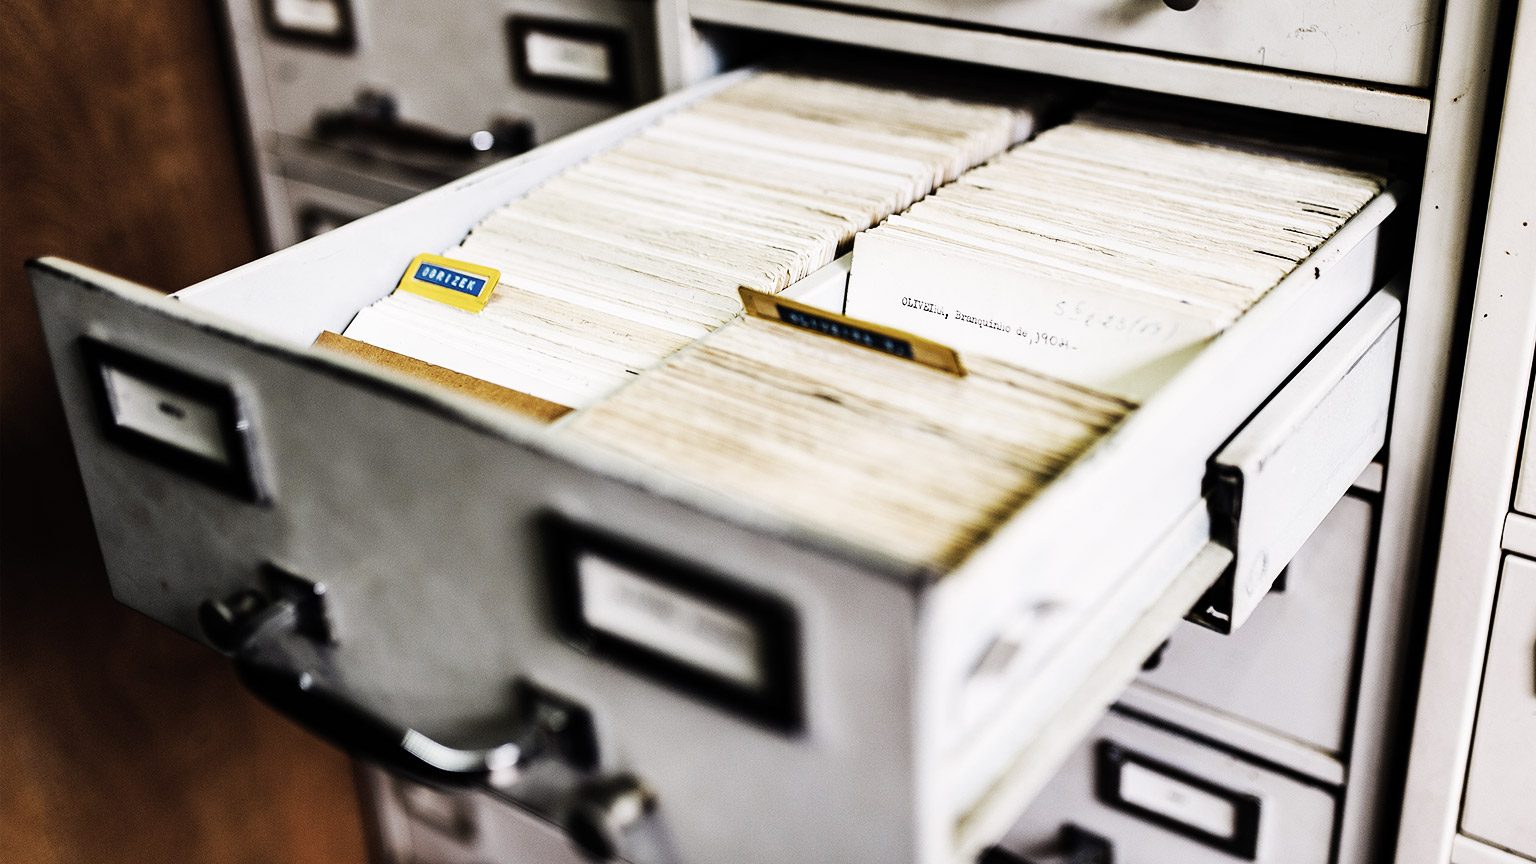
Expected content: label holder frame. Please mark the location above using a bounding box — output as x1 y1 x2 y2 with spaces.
1095 740 1263 859
80 337 265 504
507 16 635 105
541 513 802 733
261 0 358 51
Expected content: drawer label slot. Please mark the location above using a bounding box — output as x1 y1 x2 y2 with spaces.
1119 759 1237 839
578 552 764 690
509 16 634 104
543 515 802 731
81 338 263 502
1096 741 1262 858
263 0 356 49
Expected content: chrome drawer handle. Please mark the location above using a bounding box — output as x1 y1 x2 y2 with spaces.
211 591 535 788
313 89 534 162
201 574 656 859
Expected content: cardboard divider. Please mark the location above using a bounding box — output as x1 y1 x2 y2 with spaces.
313 331 573 423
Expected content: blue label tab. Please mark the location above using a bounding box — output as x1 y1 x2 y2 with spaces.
417 263 487 297
396 254 501 312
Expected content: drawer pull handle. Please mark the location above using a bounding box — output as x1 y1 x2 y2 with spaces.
313 89 534 163
212 591 534 787
202 579 653 859
1163 0 1199 10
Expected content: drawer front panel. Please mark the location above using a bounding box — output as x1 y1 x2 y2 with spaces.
1002 710 1337 863
764 0 1438 88
1138 493 1375 753
1462 554 1536 857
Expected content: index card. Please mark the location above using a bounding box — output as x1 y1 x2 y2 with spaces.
846 231 1224 401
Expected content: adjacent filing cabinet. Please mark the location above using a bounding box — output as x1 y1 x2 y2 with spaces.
30 0 1517 858
1397 0 1536 860
221 0 659 248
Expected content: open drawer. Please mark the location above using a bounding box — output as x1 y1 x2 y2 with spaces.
31 70 1401 864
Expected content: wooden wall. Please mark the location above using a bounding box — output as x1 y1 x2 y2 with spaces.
0 2 370 862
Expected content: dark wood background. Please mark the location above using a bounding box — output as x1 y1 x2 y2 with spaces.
1 1 370 861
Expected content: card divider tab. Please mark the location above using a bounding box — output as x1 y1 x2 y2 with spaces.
738 286 966 377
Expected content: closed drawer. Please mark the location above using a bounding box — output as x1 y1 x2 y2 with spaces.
30 69 1401 864
1001 709 1337 863
762 0 1438 88
1135 492 1375 754
1462 554 1536 857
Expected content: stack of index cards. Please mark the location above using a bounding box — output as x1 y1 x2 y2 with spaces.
340 71 1044 412
561 315 1134 570
844 111 1388 401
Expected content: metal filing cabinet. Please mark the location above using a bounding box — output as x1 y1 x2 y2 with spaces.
26 0 1523 859
221 0 660 248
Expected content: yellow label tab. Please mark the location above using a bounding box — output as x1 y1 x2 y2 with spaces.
397 254 501 313
739 287 966 376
